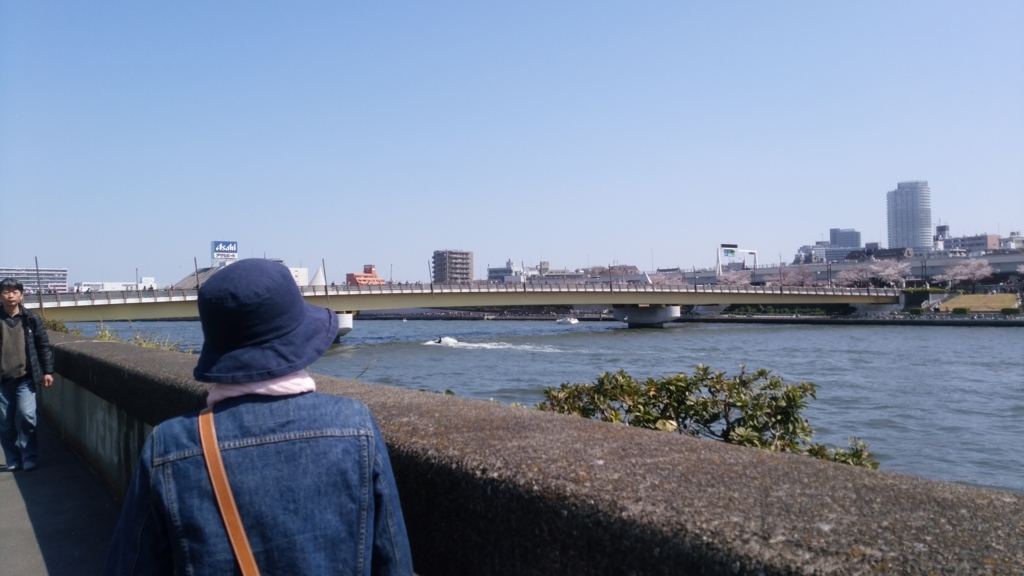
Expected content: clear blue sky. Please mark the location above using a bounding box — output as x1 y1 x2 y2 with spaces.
2 1 1022 284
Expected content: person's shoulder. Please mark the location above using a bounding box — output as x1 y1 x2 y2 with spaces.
148 411 201 454
302 392 375 421
23 308 45 325
306 391 371 410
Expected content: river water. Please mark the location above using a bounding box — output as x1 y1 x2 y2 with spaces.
69 319 1024 493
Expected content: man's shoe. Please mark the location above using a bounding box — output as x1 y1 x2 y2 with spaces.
4 463 20 472
22 461 37 472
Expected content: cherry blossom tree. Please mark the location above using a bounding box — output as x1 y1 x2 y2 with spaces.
870 260 912 288
717 270 752 286
768 267 792 286
768 265 823 287
790 265 819 287
834 264 874 287
944 259 994 292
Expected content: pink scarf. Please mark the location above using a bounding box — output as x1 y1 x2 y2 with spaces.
206 370 316 407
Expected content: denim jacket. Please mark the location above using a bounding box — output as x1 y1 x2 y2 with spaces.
102 392 412 575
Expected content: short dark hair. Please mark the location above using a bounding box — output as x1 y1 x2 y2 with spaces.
0 278 24 293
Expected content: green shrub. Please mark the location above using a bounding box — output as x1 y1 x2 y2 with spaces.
538 366 878 469
908 308 923 315
1002 308 1021 315
42 317 71 334
951 307 970 314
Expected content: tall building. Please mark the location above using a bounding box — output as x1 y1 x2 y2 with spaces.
829 228 861 249
432 250 474 283
886 181 933 252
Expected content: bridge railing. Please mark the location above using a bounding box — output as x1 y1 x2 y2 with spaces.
297 283 898 297
25 283 900 309
27 288 200 308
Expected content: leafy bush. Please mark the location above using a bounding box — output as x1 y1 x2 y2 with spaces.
951 307 970 315
42 317 72 334
908 308 924 315
903 287 948 294
538 366 878 469
1002 308 1021 315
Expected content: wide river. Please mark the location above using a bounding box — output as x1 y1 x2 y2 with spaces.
71 319 1023 493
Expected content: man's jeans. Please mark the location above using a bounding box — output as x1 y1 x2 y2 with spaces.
0 377 37 467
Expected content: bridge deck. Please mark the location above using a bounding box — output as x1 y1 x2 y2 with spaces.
25 284 901 322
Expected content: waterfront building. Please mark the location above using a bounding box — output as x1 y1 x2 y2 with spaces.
173 258 305 289
539 268 587 282
487 259 586 283
844 247 914 261
346 265 387 286
830 228 862 249
76 277 158 292
432 250 474 283
487 259 522 283
945 234 1001 255
290 267 309 286
795 229 862 263
887 181 933 252
0 267 69 293
794 242 831 264
1001 232 1024 251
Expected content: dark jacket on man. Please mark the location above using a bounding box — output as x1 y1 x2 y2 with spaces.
0 305 54 387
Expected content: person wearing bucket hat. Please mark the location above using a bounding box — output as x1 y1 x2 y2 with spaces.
103 259 413 575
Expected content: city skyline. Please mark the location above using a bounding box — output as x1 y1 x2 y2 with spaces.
2 2 1022 284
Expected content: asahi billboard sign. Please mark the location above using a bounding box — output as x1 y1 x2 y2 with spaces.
211 241 238 260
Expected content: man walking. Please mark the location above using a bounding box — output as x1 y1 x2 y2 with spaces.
0 278 54 472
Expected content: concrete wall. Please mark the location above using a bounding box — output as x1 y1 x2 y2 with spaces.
42 334 1024 574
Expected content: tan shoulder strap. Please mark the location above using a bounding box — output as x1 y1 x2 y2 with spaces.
199 407 261 576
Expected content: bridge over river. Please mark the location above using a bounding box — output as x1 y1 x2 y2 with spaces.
25 283 902 331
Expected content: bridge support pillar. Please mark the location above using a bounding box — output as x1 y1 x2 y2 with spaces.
336 312 353 340
612 305 681 328
853 293 905 316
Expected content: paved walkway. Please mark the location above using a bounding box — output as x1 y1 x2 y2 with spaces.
0 418 121 576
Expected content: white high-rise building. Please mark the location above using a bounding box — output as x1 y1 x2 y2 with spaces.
886 181 933 252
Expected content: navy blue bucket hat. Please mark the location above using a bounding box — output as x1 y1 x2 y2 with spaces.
193 259 339 383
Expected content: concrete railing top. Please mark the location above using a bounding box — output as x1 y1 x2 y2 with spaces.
47 333 1023 574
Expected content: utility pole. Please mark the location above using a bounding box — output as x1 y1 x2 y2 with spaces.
34 257 44 316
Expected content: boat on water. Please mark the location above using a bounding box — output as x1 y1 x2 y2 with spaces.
556 317 579 325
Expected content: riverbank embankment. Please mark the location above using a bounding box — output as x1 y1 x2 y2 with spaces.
673 314 1024 327
358 312 1024 327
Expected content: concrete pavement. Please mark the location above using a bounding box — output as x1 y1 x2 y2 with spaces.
0 418 121 576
